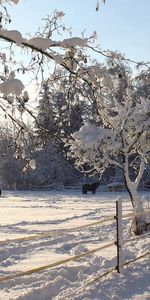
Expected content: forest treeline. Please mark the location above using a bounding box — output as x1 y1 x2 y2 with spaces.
0 66 149 190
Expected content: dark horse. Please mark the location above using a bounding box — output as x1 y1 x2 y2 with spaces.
82 181 100 194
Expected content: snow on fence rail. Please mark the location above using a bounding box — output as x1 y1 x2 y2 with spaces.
0 200 149 284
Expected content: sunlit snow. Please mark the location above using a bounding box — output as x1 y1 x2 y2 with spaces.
0 189 149 300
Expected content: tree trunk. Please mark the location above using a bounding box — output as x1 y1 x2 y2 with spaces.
123 174 135 209
123 152 148 235
131 213 147 235
124 175 147 235
128 188 146 235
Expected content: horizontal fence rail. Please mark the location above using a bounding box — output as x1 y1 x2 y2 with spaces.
1 210 149 245
122 209 150 219
124 231 150 245
0 215 115 245
0 242 115 283
64 251 150 300
123 251 150 267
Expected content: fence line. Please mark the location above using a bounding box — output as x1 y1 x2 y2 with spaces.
122 209 150 219
85 251 150 288
124 231 150 244
64 251 150 300
0 206 150 244
64 203 150 300
0 215 115 245
0 199 149 286
115 200 150 273
123 251 150 267
61 266 117 300
0 241 115 283
1 209 149 246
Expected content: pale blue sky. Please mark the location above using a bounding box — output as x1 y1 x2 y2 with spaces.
7 0 150 63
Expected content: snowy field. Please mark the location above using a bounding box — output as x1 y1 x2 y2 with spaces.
0 189 149 300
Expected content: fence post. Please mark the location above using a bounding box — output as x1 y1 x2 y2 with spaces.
116 198 123 273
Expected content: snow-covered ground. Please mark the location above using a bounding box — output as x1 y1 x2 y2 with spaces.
0 189 149 300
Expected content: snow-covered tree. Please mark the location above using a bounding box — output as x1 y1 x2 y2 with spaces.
36 81 57 143
68 63 150 234
0 127 26 188
0 0 149 211
0 1 149 135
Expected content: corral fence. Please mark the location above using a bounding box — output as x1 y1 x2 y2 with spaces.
0 198 149 288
